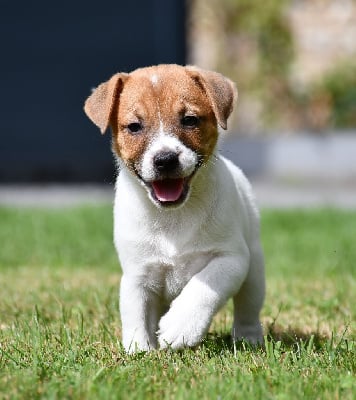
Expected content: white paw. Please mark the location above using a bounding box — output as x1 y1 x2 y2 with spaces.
157 304 212 350
122 332 156 353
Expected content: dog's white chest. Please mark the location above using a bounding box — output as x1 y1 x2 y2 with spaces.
148 249 215 302
115 204 215 302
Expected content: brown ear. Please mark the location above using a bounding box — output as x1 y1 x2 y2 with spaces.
84 72 129 134
186 66 237 130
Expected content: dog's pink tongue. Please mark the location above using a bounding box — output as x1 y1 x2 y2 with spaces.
152 179 184 202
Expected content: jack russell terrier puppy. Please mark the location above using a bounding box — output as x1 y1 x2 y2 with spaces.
84 64 265 353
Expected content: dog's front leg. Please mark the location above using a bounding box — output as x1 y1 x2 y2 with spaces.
158 254 249 350
120 274 159 353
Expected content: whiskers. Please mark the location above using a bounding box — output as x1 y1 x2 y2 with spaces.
199 153 221 170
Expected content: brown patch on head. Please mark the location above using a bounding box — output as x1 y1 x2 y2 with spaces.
151 65 222 163
84 64 237 171
111 73 160 171
185 66 237 130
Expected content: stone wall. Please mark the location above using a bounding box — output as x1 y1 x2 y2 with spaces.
188 0 356 133
288 0 356 88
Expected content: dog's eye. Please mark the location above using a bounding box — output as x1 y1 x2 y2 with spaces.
127 122 142 134
181 115 199 128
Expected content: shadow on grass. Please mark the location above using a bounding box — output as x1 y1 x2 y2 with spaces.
121 324 342 360
265 323 330 350
199 324 331 357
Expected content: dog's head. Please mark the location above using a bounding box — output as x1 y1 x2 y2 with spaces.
84 64 237 208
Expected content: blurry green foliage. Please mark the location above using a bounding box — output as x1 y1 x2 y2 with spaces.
310 61 356 128
205 0 355 131
213 0 295 127
223 0 294 76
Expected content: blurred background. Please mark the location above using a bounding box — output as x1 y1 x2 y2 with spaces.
0 0 185 183
0 0 355 207
190 0 356 135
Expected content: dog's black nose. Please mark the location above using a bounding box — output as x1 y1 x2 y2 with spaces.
153 151 179 173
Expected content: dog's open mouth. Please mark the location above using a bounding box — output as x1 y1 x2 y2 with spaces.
133 165 199 207
149 176 192 206
151 178 185 202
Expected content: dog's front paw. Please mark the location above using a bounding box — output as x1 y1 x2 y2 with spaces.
122 331 156 354
157 304 211 350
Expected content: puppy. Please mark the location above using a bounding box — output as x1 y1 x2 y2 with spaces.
84 64 265 352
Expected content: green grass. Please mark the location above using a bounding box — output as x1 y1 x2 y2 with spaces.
0 206 355 399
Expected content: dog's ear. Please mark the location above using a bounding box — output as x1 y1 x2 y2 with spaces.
186 66 237 130
84 73 129 134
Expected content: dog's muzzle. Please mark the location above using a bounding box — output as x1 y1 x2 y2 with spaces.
153 151 180 175
148 150 188 204
134 149 199 207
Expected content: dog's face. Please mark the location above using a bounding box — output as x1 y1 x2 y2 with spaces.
84 65 237 207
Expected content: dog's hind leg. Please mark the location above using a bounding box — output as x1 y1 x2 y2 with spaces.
232 241 265 344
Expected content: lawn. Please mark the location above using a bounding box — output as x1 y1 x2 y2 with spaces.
0 206 355 399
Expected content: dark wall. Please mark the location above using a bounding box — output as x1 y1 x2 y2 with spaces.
0 0 186 182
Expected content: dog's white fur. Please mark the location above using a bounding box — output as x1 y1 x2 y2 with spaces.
115 149 265 352
140 134 197 183
84 65 265 353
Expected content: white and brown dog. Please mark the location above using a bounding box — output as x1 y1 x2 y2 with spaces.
84 64 265 352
